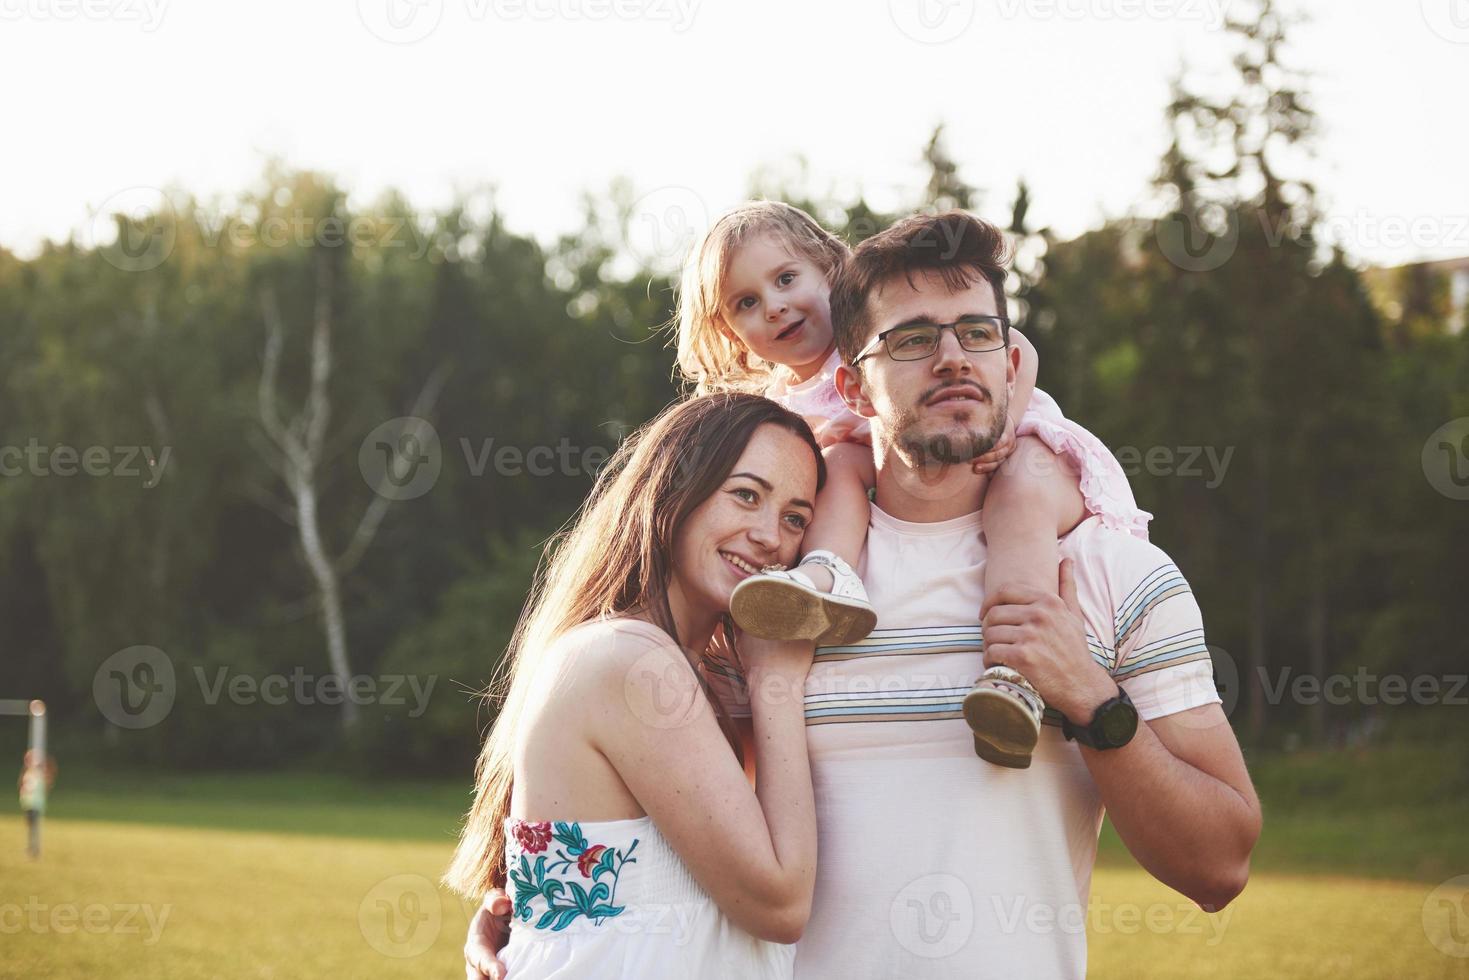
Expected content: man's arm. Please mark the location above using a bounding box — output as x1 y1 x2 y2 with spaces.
1071 703 1260 910
981 560 1261 911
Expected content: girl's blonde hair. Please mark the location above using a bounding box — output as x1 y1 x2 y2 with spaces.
443 393 826 899
673 201 851 396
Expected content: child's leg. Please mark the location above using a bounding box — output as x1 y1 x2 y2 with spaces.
965 436 1087 769
981 436 1088 610
796 442 875 594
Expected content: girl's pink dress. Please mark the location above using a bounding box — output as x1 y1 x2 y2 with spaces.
764 349 1151 540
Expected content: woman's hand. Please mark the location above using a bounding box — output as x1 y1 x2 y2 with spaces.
464 889 511 979
733 631 816 684
971 414 1017 476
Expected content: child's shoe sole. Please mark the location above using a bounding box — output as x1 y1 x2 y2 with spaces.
963 686 1040 769
731 576 877 646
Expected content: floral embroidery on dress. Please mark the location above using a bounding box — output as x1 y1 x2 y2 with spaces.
508 819 639 931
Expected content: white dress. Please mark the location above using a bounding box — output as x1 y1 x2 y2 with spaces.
501 815 796 979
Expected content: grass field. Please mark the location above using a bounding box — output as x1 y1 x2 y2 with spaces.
3 747 1467 978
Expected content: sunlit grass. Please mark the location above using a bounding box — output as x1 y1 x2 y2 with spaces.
4 817 1466 979
0 818 473 979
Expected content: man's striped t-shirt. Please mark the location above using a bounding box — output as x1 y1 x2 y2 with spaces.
707 505 1220 979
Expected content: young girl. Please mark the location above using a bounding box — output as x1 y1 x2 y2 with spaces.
673 201 1152 769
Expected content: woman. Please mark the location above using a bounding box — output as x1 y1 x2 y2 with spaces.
445 393 824 979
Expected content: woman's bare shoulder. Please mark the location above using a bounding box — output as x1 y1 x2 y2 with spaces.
545 617 689 687
540 617 709 741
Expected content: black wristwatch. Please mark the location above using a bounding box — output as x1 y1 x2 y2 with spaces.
1061 685 1138 750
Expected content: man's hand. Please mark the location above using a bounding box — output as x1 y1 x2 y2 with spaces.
464 888 511 980
970 413 1017 476
980 558 1116 722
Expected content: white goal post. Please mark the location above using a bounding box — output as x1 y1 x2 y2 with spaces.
0 699 47 758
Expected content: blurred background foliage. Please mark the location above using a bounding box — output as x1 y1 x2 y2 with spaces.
2 2 1465 778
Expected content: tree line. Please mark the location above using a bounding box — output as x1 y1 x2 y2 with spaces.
3 1 1464 772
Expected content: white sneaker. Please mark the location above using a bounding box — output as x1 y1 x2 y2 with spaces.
730 550 878 646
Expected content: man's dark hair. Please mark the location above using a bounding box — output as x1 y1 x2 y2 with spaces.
829 211 1012 366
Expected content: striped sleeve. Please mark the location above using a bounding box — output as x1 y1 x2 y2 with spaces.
1110 559 1221 721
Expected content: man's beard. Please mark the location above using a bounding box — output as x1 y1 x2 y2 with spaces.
890 384 1009 468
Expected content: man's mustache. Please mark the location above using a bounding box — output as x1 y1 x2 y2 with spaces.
919 379 992 407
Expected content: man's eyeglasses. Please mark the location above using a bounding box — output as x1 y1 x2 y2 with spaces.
850 315 1010 366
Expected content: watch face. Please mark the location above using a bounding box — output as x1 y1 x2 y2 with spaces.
1099 702 1138 746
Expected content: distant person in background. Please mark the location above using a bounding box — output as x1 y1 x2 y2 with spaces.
18 750 55 859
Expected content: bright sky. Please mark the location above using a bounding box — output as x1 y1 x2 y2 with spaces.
2 0 1466 269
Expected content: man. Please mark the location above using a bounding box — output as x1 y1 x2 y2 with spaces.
465 211 1260 978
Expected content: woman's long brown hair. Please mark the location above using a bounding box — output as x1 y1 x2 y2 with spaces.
443 393 825 898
